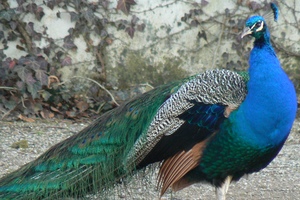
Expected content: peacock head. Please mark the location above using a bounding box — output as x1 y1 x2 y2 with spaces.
241 3 278 41
241 16 267 39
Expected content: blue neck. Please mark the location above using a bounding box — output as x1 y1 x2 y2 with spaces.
233 29 297 146
254 26 272 48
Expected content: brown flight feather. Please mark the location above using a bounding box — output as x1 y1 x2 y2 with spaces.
157 134 215 196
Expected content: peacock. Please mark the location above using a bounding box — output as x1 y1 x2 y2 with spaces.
0 3 297 200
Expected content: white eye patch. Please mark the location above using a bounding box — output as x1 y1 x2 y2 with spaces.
250 21 264 32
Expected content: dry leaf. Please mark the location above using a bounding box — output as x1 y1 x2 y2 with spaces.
50 106 61 113
76 101 89 113
18 114 35 122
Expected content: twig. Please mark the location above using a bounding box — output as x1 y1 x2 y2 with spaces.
96 50 107 81
48 75 60 88
1 101 21 121
82 33 107 82
0 86 18 91
279 0 300 30
96 102 106 114
60 76 120 106
16 20 34 54
211 16 226 68
21 97 26 108
271 38 300 57
139 83 154 89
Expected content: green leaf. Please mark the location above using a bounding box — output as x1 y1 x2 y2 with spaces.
26 3 37 13
73 0 81 10
62 93 72 102
41 90 52 101
70 12 79 22
46 0 55 10
63 35 77 50
16 81 26 93
32 102 43 113
1 97 17 110
27 82 41 99
83 8 95 24
14 65 29 83
0 4 5 11
35 69 48 86
0 9 15 21
25 72 36 85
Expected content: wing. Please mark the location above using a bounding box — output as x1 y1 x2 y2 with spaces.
127 69 247 166
127 69 247 194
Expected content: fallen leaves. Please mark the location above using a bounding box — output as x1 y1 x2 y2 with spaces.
18 114 35 122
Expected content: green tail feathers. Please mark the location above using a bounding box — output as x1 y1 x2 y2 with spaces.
0 78 188 200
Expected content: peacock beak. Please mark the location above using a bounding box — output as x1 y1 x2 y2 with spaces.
241 27 252 38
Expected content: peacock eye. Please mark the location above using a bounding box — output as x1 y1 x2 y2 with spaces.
255 22 261 28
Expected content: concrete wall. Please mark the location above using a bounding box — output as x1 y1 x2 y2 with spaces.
2 0 300 91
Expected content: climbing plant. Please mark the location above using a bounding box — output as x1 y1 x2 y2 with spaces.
0 0 299 120
0 0 145 120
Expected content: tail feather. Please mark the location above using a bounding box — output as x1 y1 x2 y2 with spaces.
0 165 111 199
0 146 131 199
0 79 189 199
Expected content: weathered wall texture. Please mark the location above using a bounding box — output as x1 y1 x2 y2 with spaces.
2 0 300 91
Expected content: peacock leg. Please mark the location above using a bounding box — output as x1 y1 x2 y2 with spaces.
215 176 232 200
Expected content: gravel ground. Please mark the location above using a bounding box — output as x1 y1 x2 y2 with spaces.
0 118 299 200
